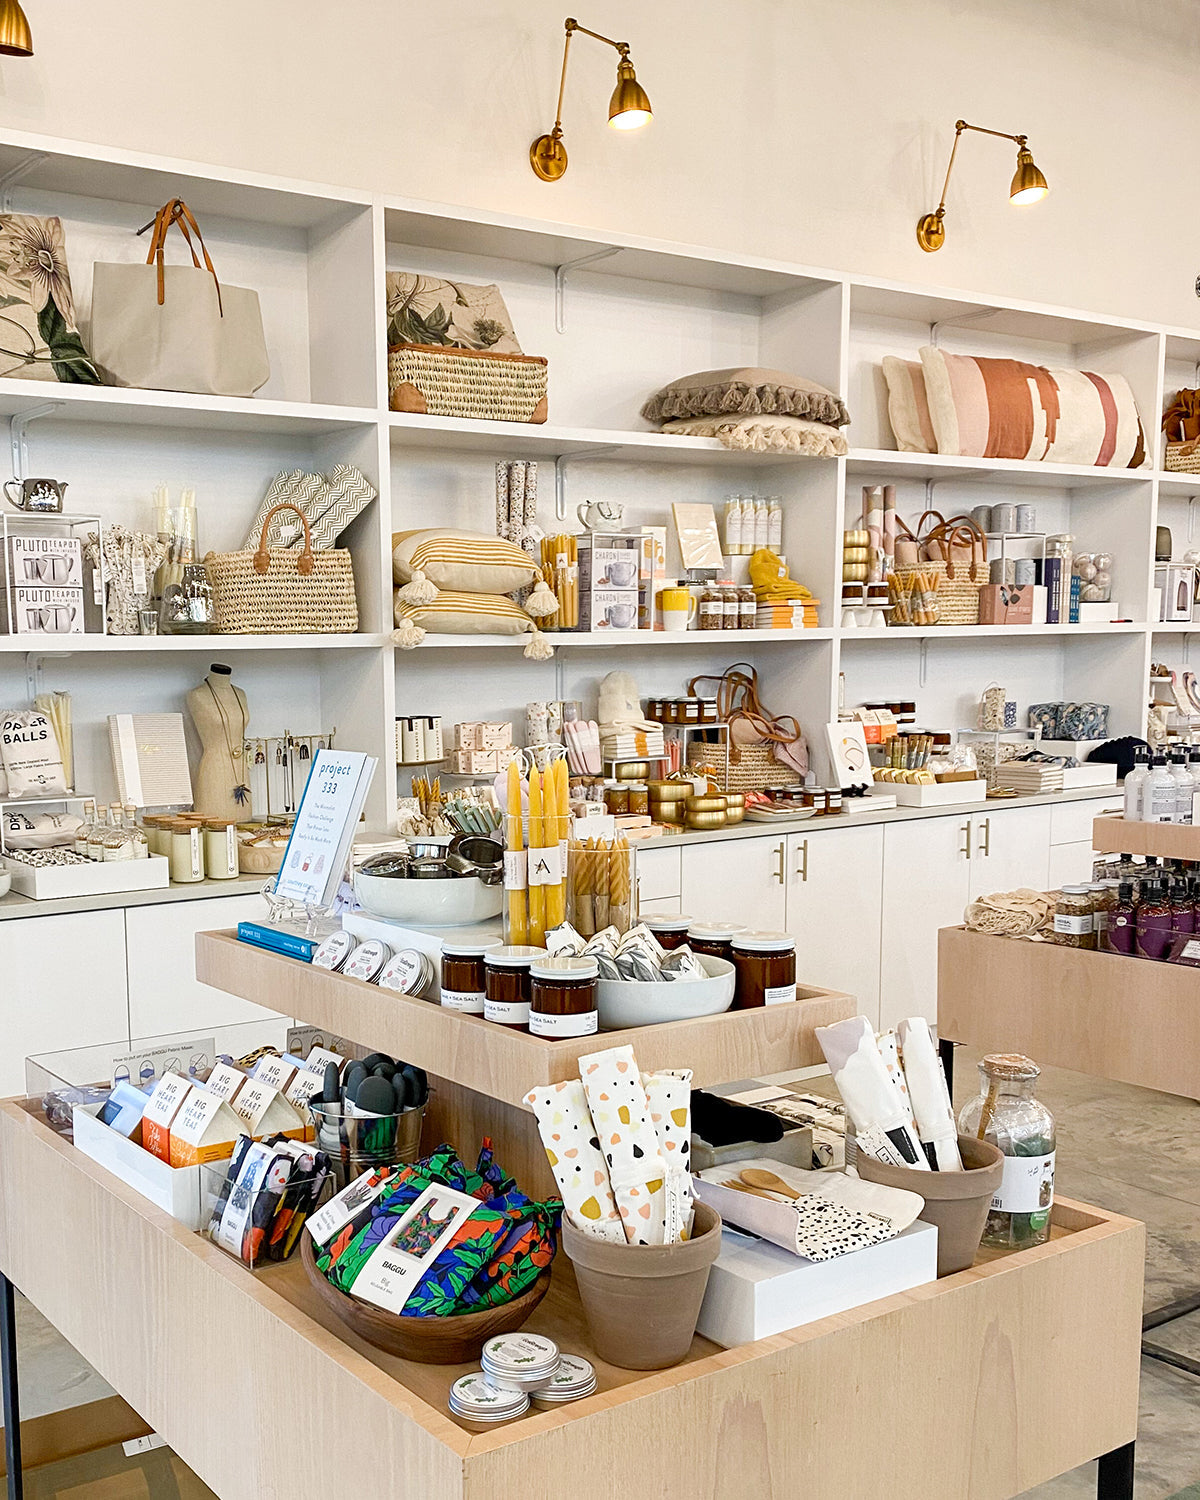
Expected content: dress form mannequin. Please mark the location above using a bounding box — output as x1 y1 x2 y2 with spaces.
187 663 250 821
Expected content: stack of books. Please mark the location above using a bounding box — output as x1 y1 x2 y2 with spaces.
755 600 820 630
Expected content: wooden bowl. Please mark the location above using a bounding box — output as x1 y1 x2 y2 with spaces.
299 1232 551 1364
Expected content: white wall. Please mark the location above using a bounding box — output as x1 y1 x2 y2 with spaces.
0 0 1196 325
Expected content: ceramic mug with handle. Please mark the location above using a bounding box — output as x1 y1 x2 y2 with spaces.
604 599 638 629
577 500 625 531
660 586 697 632
5 477 67 513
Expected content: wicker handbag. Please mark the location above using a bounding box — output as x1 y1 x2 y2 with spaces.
894 513 984 625
205 503 357 634
687 738 801 793
388 344 548 424
1162 393 1200 470
1165 428 1200 473
685 664 807 790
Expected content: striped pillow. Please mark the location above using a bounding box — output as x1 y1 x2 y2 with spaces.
393 589 536 636
919 345 1146 468
882 357 936 453
392 529 537 593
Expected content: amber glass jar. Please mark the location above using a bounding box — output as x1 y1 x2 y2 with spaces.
604 783 630 814
732 932 797 1009
440 941 496 1014
688 922 745 963
529 955 599 1038
483 946 542 1029
642 914 693 950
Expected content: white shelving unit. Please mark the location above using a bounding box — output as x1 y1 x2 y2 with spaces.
0 122 1190 819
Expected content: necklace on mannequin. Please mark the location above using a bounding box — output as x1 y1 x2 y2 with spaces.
206 676 251 806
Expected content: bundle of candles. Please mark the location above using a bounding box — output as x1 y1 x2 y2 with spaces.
888 568 940 626
505 758 571 947
815 1014 962 1172
538 534 578 630
567 835 633 937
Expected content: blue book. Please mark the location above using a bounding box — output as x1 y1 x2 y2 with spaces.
237 921 318 962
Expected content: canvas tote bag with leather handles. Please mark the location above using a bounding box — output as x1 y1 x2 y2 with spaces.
91 198 270 396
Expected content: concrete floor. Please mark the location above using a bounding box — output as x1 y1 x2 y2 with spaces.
6 1048 1200 1496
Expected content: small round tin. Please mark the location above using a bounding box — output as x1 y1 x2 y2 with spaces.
312 931 354 972
342 939 392 983
448 1373 529 1423
530 1353 597 1406
480 1332 560 1390
377 947 434 996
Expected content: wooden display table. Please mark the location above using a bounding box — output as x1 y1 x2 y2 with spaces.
1092 813 1200 862
194 930 855 1196
0 1098 1144 1500
937 925 1200 1101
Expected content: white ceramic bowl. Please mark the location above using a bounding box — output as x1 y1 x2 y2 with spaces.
596 955 735 1030
354 871 502 927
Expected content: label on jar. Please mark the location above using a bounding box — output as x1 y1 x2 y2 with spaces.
1053 912 1092 935
528 842 563 886
990 1151 1055 1215
1093 911 1108 934
441 988 486 1014
503 850 527 889
529 1008 598 1038
764 982 797 1006
484 999 530 1026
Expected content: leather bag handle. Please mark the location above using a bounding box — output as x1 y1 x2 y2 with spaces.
254 503 314 577
137 198 224 315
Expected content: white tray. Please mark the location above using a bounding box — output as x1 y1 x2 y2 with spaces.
2 853 170 899
71 1102 213 1230
870 779 987 807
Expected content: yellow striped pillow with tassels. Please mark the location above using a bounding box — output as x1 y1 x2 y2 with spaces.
392 529 536 594
392 590 554 660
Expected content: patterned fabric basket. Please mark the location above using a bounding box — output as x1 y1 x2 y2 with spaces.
205 502 357 634
687 739 801 793
893 559 981 626
1165 437 1200 473
388 343 548 424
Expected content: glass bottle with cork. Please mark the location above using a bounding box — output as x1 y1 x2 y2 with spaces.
959 1053 1055 1251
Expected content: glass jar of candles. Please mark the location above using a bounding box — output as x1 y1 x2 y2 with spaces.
168 820 205 883
529 955 599 1038
483 946 542 1030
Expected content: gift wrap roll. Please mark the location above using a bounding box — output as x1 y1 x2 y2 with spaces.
525 1079 625 1242
644 1068 693 1241
875 1029 916 1129
816 1015 929 1171
581 1045 669 1245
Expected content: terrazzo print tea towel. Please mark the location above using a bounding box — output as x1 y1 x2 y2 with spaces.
525 1080 625 1243
581 1045 669 1245
644 1068 693 1240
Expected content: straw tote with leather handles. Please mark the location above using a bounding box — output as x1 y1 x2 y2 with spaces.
205 503 357 634
893 510 986 625
686 664 808 783
91 197 270 396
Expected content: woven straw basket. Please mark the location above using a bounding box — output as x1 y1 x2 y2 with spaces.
388 343 548 424
1165 437 1200 473
687 739 801 793
205 502 357 634
893 559 981 626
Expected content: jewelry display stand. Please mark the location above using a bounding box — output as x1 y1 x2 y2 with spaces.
186 664 250 821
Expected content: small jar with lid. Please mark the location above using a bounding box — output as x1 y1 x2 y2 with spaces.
441 940 496 1014
739 585 757 631
700 698 720 725
826 788 843 815
627 782 650 816
699 587 724 631
681 698 702 726
604 782 630 814
529 955 599 1038
688 922 746 963
721 581 739 629
484 946 543 1029
168 820 205 883
1090 881 1118 950
732 932 797 1009
1053 886 1095 948
645 698 662 723
641 913 693 951
203 821 239 880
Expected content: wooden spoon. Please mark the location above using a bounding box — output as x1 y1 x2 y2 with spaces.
722 1179 781 1202
740 1167 802 1200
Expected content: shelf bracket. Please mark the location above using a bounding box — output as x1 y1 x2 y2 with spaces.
553 447 621 520
11 403 62 480
0 153 47 213
554 247 619 334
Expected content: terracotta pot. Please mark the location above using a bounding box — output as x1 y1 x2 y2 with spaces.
856 1132 1004 1277
562 1200 722 1369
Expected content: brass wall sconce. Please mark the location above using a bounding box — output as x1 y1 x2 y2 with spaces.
530 17 652 181
0 0 32 56
917 120 1048 252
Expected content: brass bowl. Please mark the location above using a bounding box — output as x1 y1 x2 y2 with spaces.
654 804 687 826
612 761 651 781
686 808 727 830
687 795 727 814
647 780 691 802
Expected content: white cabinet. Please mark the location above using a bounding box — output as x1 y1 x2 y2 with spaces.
1048 841 1097 888
680 837 787 931
785 826 883 1025
880 816 974 1031
635 845 682 904
0 910 130 1095
967 805 1052 898
126 894 277 1037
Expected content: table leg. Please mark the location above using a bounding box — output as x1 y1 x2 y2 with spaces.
1096 1441 1135 1499
0 1272 22 1500
938 1036 956 1097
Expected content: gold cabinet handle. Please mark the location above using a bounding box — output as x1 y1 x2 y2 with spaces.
960 821 972 859
772 840 785 884
978 817 991 857
795 839 809 882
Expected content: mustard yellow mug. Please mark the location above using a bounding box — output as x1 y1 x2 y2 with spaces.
659 586 697 632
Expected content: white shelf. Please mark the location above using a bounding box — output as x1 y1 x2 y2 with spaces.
842 623 1147 641
0 380 376 436
1153 471 1200 492
1150 621 1200 634
845 449 1154 489
409 628 835 650
387 412 835 466
0 633 389 654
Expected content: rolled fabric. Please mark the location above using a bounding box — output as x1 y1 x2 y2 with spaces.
525 1079 625 1242
876 1029 916 1129
507 461 526 544
581 1045 669 1244
522 461 538 542
495 463 510 541
896 1017 963 1171
883 484 897 569
863 486 885 584
644 1068 693 1242
815 1015 930 1171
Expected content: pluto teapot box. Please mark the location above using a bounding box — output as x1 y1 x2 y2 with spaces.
4 584 85 635
1 534 83 589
